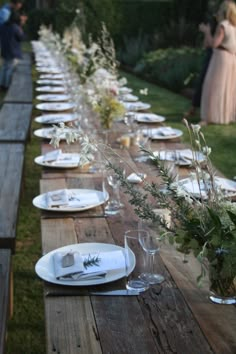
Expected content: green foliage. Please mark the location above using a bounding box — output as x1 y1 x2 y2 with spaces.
117 30 150 67
135 47 203 92
26 8 55 39
152 17 200 48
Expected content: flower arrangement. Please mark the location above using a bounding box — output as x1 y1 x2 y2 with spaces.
92 89 125 129
115 120 236 303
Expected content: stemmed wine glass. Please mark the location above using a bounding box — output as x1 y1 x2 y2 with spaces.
138 221 165 284
105 160 126 215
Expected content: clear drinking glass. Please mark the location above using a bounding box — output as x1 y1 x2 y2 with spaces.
138 220 165 284
124 229 149 292
104 160 125 215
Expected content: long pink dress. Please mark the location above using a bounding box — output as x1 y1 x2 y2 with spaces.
201 20 236 124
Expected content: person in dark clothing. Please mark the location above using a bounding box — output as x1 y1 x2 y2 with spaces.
0 10 25 90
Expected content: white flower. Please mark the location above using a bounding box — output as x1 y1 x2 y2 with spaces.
195 140 200 147
139 88 148 95
191 124 201 133
202 146 211 156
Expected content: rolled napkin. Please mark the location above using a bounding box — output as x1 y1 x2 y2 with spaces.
43 149 62 162
53 250 126 280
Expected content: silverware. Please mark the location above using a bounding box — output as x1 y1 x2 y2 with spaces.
46 289 140 297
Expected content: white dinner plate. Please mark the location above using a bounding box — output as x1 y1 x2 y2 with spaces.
36 66 62 74
33 188 109 212
34 127 72 140
153 149 206 166
35 242 135 286
143 127 183 140
122 101 151 112
179 176 236 199
39 74 65 80
37 79 64 86
34 153 81 168
36 94 70 102
135 113 166 123
36 86 65 93
35 113 77 124
120 94 139 102
119 87 132 94
36 102 75 112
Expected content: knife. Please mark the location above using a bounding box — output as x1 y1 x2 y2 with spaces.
46 289 140 297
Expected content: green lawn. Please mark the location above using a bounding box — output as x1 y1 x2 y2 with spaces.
5 67 236 354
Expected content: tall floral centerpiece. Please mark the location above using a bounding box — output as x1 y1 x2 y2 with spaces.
109 120 236 304
92 87 125 130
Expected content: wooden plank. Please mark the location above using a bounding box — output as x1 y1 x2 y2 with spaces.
0 104 32 143
0 249 11 354
4 65 32 103
18 52 32 66
0 144 25 251
41 218 103 354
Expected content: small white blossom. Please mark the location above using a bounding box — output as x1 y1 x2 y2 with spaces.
191 124 201 133
202 146 211 156
139 88 148 95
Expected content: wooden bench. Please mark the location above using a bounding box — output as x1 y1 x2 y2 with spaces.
0 143 25 252
0 103 32 143
4 54 32 104
0 249 11 354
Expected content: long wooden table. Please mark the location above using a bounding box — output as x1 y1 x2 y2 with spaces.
37 124 236 354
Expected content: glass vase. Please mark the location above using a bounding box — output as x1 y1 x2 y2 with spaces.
209 265 236 305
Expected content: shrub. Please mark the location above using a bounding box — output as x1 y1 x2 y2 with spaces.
135 47 203 93
117 30 150 67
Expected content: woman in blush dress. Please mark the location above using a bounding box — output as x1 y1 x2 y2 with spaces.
200 1 236 125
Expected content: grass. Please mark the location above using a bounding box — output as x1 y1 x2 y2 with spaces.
4 65 236 354
121 70 236 179
5 69 45 354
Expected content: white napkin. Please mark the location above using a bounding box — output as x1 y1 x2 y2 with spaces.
52 153 80 166
127 173 146 183
136 114 163 122
215 177 236 192
46 189 69 207
46 189 102 208
155 127 176 136
53 250 126 280
43 149 62 162
121 94 138 102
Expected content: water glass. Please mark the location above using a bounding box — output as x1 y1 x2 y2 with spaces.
138 219 165 284
124 230 149 292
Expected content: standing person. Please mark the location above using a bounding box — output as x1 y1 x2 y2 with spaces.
0 11 25 90
200 1 236 124
0 0 23 26
184 0 234 119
